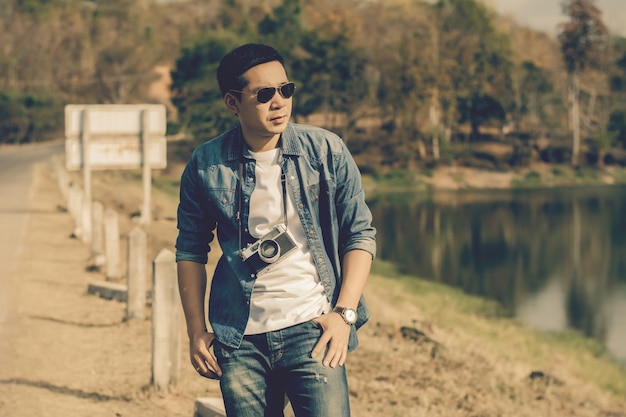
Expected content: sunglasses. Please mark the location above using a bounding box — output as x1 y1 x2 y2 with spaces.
230 82 296 104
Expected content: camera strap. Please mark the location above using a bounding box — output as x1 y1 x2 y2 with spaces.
237 161 289 254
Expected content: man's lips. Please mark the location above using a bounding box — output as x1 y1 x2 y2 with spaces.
270 115 288 122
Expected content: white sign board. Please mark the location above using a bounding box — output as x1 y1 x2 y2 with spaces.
64 104 168 171
65 104 166 138
65 136 167 170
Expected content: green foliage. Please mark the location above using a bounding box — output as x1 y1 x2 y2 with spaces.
15 0 74 16
607 110 626 147
552 166 569 177
293 30 369 121
433 0 513 138
511 170 542 187
169 0 371 142
0 90 63 144
257 0 303 52
574 166 599 180
0 0 623 166
457 93 506 132
558 0 608 74
170 34 244 141
516 61 560 131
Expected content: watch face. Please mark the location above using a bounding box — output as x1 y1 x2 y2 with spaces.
345 309 356 323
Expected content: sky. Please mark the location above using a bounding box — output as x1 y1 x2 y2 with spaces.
487 0 626 38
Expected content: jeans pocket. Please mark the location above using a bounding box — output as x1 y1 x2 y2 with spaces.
308 318 323 330
213 339 235 361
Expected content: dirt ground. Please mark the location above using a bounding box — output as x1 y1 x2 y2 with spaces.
1 157 625 417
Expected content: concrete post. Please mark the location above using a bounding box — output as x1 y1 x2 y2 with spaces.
56 163 69 201
104 208 121 281
151 248 180 390
81 194 92 244
67 183 77 219
91 201 105 266
126 227 147 320
72 187 83 238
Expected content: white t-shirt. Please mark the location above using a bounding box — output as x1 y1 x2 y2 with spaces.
244 148 330 335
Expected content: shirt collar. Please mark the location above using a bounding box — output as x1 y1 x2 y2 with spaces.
224 123 303 162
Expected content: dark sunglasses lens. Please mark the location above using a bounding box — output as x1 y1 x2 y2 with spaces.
280 83 295 99
255 83 296 103
256 88 276 104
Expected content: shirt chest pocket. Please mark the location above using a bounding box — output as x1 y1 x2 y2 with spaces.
206 187 237 222
202 166 238 220
306 179 334 205
207 188 236 206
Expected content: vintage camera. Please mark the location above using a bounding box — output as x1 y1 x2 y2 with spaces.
240 224 298 276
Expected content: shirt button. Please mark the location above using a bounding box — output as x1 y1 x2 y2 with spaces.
317 257 324 263
298 204 303 209
308 230 315 237
244 198 249 203
221 198 227 204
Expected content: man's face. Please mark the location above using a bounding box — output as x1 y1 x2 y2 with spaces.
228 60 292 149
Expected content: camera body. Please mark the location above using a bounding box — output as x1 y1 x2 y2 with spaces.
240 224 298 276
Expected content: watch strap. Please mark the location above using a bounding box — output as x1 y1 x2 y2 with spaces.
333 306 357 325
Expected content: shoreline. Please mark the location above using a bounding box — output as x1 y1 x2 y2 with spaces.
361 163 626 195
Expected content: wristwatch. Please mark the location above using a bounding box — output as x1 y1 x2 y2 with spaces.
333 306 357 326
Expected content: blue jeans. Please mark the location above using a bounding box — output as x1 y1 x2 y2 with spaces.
213 320 351 417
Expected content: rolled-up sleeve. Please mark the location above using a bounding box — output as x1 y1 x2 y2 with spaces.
333 140 377 259
175 154 216 264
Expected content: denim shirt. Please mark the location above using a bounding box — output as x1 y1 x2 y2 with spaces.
175 123 377 350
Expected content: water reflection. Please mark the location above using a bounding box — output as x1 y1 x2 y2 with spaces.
368 186 626 362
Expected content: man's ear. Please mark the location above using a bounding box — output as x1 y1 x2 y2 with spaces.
224 93 239 114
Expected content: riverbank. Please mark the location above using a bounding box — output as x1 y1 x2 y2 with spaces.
361 162 626 195
1 157 624 417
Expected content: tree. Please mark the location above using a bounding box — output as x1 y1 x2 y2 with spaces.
518 61 558 133
558 0 608 166
608 37 626 139
607 110 626 148
431 0 513 144
170 34 244 141
88 0 168 104
294 29 369 140
0 90 62 144
355 0 432 165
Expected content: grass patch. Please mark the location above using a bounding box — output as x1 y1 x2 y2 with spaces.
363 171 432 194
368 258 626 398
512 170 542 187
153 177 181 198
552 166 569 177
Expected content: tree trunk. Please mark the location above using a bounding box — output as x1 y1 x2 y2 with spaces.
570 73 581 166
429 87 441 161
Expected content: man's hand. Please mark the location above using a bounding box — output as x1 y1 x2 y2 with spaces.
190 330 222 379
310 312 351 368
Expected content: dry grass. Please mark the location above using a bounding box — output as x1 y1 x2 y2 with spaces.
350 267 626 416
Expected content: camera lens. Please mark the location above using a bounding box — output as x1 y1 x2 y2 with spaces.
258 239 280 263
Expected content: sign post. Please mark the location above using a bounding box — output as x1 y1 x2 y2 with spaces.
65 104 167 225
82 109 92 241
141 110 152 224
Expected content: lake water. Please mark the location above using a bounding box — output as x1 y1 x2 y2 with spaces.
368 185 626 363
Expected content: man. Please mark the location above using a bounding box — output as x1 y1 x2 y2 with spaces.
175 43 376 417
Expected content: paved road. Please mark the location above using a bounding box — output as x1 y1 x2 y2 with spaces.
0 141 64 338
